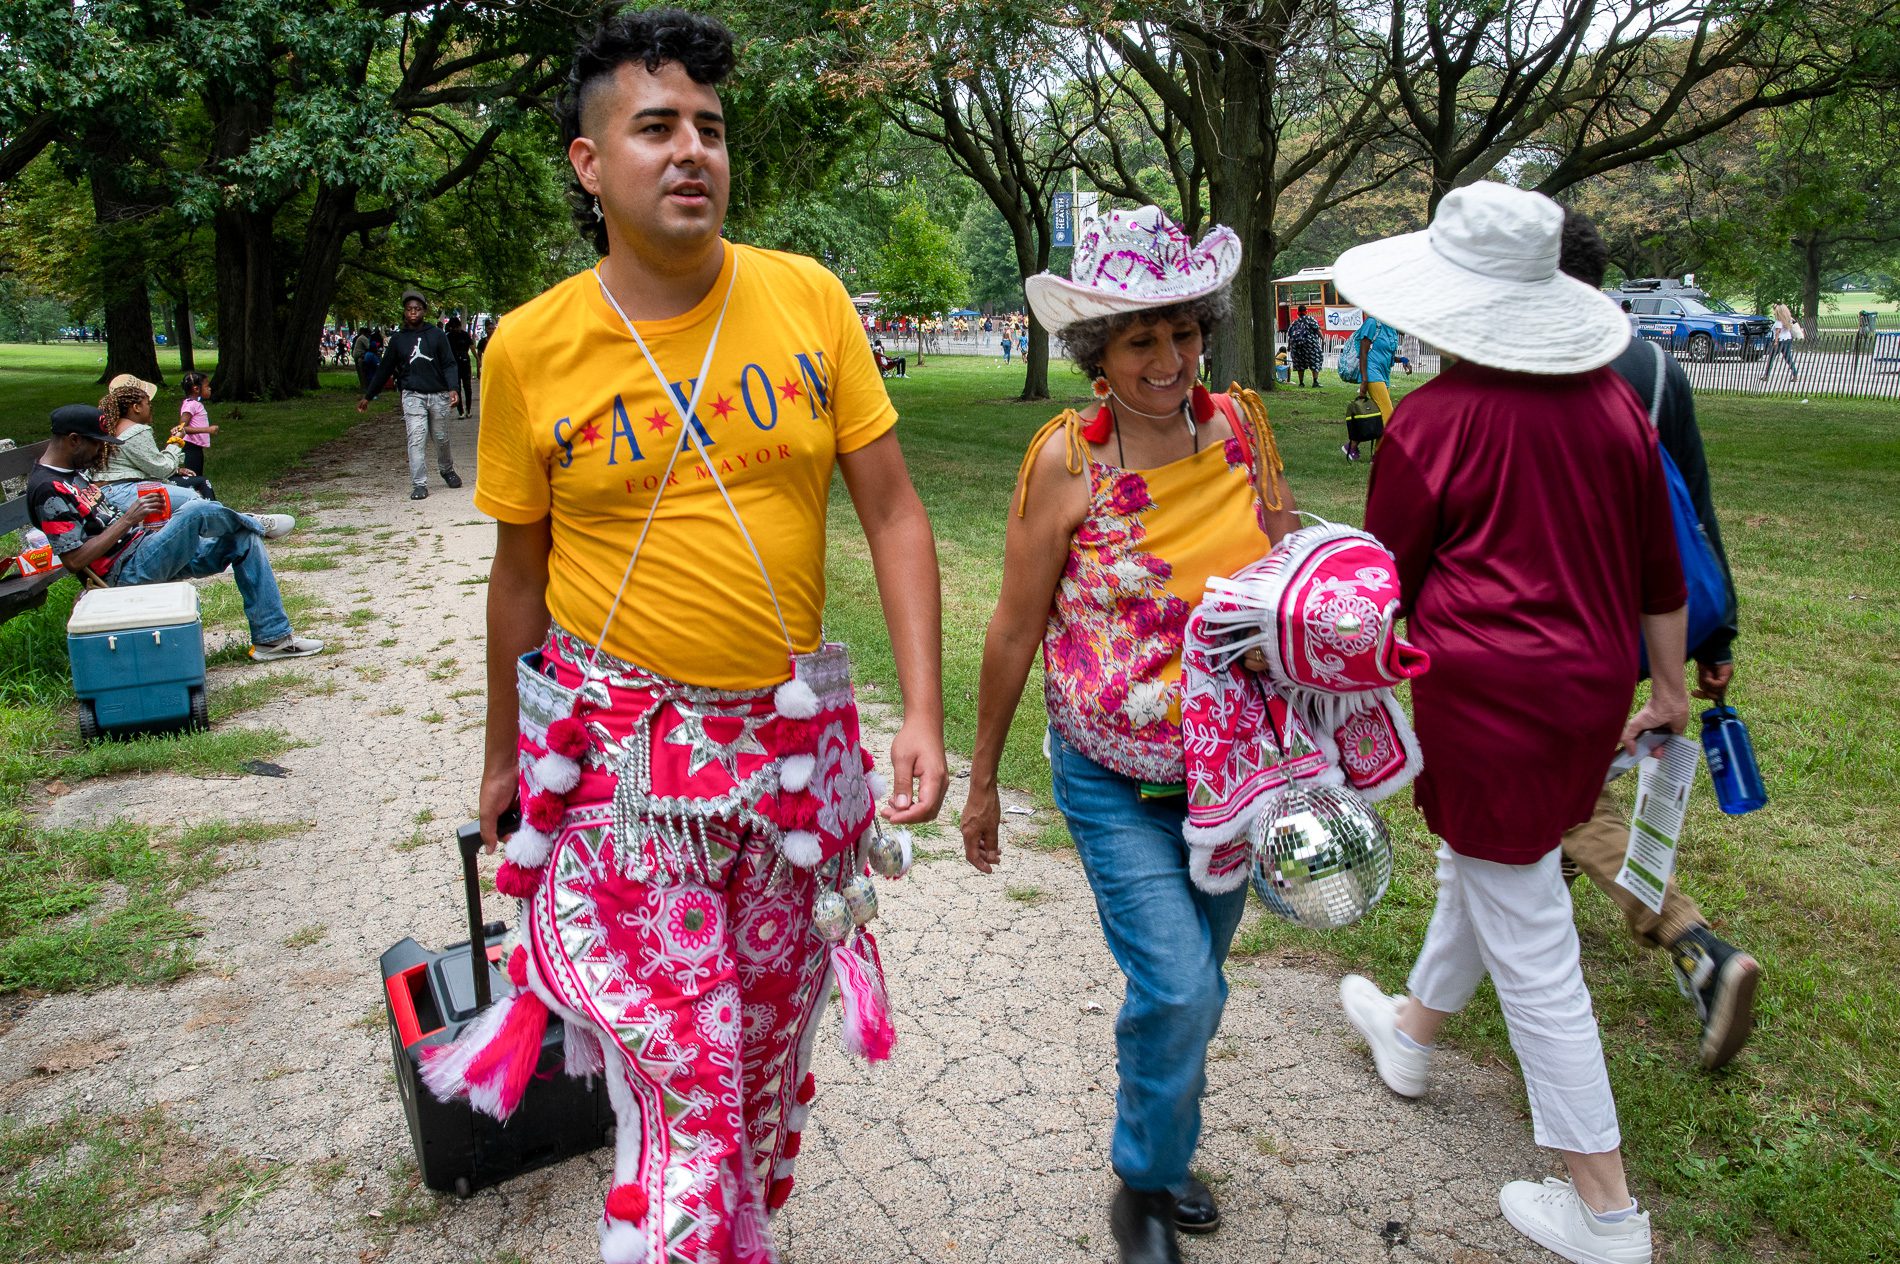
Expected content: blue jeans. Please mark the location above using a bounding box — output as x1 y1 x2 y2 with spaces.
1049 729 1249 1192
100 480 203 515
112 498 291 645
1767 339 1797 379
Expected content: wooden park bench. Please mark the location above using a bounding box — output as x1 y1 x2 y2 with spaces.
0 439 67 624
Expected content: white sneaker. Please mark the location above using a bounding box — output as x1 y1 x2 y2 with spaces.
1339 974 1429 1097
1500 1178 1652 1264
251 634 323 661
249 513 297 539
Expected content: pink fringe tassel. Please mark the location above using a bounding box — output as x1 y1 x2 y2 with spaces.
830 931 895 1062
421 988 550 1122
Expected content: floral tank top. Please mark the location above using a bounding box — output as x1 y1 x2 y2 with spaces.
1028 388 1283 783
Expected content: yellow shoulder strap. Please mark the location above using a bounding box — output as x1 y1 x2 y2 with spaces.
1227 382 1286 512
1015 411 1088 518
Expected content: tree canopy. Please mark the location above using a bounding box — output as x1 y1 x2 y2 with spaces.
2 0 1894 396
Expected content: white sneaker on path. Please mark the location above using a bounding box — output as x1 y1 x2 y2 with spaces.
248 513 296 539
251 634 323 661
1500 1178 1652 1264
1339 974 1429 1097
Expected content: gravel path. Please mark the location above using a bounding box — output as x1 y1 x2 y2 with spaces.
2 403 1572 1263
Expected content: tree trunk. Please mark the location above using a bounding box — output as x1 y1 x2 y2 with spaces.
274 183 357 392
212 202 286 400
1009 218 1051 401
1798 234 1824 334
87 162 163 388
1202 52 1268 392
173 297 195 372
205 81 286 400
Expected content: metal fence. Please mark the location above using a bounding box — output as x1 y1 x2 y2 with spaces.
1659 327 1900 400
878 326 1900 400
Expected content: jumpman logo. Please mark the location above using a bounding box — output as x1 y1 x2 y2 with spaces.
408 340 435 365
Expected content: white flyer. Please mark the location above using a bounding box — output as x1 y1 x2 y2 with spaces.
1614 735 1699 914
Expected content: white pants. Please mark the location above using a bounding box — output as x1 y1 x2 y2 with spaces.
1408 844 1621 1154
401 391 456 487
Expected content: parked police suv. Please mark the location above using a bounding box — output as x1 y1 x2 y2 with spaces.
1605 278 1771 362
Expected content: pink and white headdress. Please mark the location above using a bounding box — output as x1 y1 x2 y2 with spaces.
1024 205 1241 333
1180 519 1431 892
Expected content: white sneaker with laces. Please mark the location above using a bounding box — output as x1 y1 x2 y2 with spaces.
248 513 297 539
1499 1178 1652 1264
251 634 323 661
1339 974 1429 1097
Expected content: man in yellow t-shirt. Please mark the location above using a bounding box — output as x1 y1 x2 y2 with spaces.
442 12 945 1263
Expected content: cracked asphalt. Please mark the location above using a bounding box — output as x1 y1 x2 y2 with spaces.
0 404 1571 1263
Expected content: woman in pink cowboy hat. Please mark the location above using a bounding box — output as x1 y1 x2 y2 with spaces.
1332 183 1689 1264
959 205 1300 1264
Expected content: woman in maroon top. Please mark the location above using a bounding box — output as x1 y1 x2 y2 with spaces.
1331 185 1689 1264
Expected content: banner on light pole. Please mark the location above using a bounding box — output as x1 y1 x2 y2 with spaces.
1052 192 1075 247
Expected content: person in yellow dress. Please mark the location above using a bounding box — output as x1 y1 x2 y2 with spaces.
960 206 1298 1264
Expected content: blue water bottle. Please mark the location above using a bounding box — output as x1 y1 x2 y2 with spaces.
1700 705 1768 815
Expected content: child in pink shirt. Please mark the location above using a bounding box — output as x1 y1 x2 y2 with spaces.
172 371 218 475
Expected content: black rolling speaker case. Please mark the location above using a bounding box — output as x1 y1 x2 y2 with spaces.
379 820 612 1196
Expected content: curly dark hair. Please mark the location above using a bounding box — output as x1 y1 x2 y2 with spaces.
1059 288 1233 381
558 7 737 255
1557 208 1611 289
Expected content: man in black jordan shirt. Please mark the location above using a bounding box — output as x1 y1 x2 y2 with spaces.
358 289 463 499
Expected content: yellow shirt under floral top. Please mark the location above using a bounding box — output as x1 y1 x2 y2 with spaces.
1028 387 1283 783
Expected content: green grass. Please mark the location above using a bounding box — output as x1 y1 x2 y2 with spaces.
0 1106 285 1257
1 343 368 510
823 357 1900 1262
0 818 307 993
0 344 358 997
1812 292 1899 329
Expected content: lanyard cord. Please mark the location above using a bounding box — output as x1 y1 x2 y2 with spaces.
589 252 794 669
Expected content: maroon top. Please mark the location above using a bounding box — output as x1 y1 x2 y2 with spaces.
1365 362 1686 863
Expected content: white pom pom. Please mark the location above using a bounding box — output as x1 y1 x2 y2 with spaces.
533 751 581 795
780 829 823 868
774 678 819 720
780 753 815 792
867 770 890 801
599 1219 650 1264
505 823 553 869
896 827 914 873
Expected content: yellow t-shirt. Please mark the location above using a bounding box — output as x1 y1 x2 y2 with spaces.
475 243 897 689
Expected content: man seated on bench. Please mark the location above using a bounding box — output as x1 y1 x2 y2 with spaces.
871 335 907 378
28 404 323 661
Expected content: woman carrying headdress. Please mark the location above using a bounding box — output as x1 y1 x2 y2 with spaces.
959 206 1298 1264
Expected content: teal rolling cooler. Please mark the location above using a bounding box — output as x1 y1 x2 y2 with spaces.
67 583 208 739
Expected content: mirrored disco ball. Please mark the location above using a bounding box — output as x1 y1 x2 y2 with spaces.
1248 782 1393 929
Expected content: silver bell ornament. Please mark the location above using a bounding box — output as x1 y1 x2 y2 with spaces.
1248 781 1392 929
867 828 911 879
842 874 879 926
812 890 852 942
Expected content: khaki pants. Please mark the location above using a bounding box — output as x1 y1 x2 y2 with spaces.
1560 787 1706 948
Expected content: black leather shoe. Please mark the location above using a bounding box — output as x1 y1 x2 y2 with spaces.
442 470 463 488
1173 1175 1221 1235
1111 1183 1182 1264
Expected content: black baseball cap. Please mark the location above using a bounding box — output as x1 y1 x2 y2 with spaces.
50 404 124 444
401 289 428 309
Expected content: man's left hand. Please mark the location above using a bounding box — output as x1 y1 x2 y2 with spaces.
1694 661 1735 702
448 391 460 410
880 715 947 824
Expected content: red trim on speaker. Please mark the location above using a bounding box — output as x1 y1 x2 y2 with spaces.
387 963 437 1045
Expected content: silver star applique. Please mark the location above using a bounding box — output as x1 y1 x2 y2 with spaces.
662 707 771 778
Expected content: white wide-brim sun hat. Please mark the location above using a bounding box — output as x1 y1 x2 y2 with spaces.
1333 183 1629 375
1025 205 1241 332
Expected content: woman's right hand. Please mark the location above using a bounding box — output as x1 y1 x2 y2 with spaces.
960 779 1003 874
